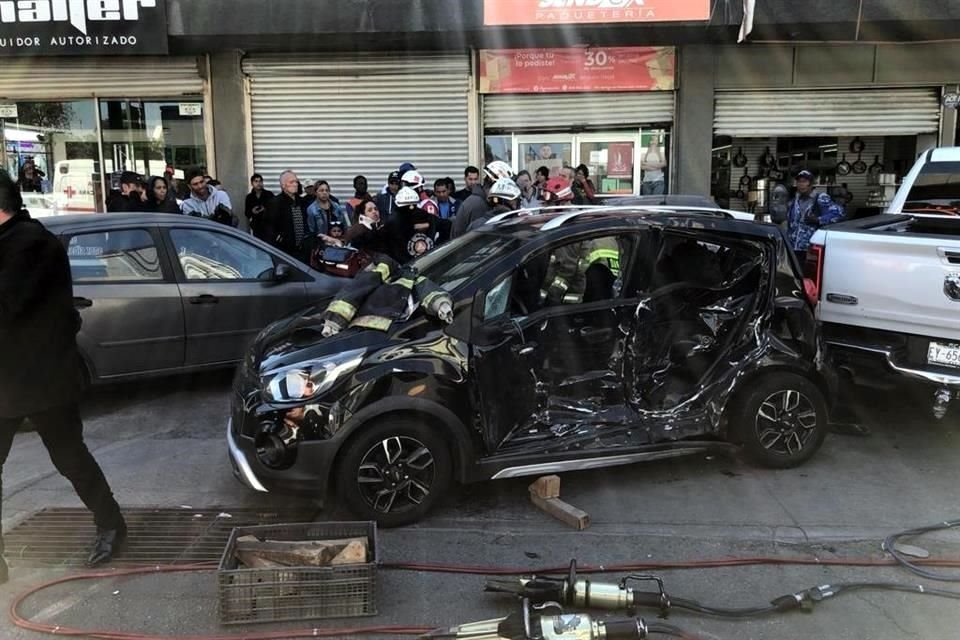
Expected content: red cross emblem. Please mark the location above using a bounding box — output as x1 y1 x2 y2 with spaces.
63 186 77 198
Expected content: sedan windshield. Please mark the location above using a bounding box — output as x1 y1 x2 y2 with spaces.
408 232 521 292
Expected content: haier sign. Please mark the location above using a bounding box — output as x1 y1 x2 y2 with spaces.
0 0 168 55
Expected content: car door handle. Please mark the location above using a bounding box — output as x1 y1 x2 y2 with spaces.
577 326 613 341
511 342 538 357
73 296 93 309
188 294 219 305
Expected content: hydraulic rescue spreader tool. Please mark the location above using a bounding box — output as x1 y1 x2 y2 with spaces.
485 561 674 618
419 598 690 640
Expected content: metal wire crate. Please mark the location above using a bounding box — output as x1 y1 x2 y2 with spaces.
217 521 378 625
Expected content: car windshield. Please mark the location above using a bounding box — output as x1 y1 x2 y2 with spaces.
408 232 521 292
903 161 960 213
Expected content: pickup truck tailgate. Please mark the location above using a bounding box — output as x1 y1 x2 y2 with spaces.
817 229 960 341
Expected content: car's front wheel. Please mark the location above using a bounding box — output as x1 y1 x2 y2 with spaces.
335 417 452 527
731 372 828 468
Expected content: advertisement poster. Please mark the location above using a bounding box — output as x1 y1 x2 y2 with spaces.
484 0 711 26
607 143 634 179
479 47 674 94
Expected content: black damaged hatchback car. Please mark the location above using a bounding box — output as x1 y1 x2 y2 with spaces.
228 206 836 526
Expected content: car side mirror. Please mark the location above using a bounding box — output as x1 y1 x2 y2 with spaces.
274 263 291 282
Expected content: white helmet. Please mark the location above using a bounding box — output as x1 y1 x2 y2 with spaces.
488 177 521 202
401 170 426 191
484 160 514 182
395 186 420 207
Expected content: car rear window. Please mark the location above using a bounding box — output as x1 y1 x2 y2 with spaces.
903 161 960 213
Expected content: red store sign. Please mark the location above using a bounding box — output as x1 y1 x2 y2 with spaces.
484 0 711 26
479 47 675 94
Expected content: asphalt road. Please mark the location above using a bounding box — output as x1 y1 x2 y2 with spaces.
1 372 959 639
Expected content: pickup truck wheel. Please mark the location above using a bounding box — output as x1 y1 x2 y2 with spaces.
732 373 828 469
335 418 452 528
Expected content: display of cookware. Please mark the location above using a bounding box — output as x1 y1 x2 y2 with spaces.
868 155 884 176
836 153 852 176
735 187 745 200
733 147 748 168
849 137 865 154
761 147 776 169
852 151 867 174
739 166 751 188
767 168 785 181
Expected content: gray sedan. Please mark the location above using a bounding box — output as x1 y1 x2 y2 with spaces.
41 213 342 385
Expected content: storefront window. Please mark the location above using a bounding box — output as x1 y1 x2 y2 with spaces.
640 130 669 195
580 139 635 195
519 138 573 178
484 135 512 165
2 100 102 213
99 99 206 187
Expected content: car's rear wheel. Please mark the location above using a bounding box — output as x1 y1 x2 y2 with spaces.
731 372 828 468
335 417 452 527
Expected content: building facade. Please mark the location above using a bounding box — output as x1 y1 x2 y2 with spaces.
2 0 959 216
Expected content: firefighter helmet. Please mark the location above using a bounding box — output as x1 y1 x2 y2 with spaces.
395 186 421 207
488 177 521 203
401 170 426 192
483 160 515 183
542 177 574 203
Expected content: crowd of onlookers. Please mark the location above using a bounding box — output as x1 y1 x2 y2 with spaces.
96 160 600 269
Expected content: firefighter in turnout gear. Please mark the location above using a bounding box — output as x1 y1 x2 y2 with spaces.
318 254 453 337
538 177 621 305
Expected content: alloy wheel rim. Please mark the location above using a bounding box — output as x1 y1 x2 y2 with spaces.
755 389 818 456
356 436 436 514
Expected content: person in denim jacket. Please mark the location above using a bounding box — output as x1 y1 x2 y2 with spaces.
786 170 845 263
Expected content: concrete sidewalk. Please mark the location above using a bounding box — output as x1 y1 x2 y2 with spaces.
1 373 959 639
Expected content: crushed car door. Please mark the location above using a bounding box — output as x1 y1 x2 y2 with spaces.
623 227 774 430
472 233 639 454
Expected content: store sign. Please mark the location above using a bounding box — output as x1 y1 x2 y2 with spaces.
0 103 17 118
484 0 710 25
943 93 960 110
0 0 168 56
479 47 674 94
178 103 203 117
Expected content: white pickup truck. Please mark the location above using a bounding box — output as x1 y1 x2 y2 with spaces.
808 147 960 418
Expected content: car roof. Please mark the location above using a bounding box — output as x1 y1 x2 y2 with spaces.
927 147 960 162
40 212 213 230
484 204 761 236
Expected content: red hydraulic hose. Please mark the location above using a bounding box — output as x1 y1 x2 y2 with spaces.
11 555 960 639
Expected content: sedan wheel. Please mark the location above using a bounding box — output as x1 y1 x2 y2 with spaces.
336 418 452 527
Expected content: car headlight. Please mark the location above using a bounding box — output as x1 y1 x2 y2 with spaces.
260 348 365 403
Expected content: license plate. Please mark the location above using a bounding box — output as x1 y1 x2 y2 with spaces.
928 341 960 368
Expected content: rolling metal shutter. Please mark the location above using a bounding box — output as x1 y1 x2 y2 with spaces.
483 92 675 131
714 88 942 137
0 57 203 99
244 53 470 197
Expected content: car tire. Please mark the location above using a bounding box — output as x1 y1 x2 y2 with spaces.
731 372 828 469
335 417 452 527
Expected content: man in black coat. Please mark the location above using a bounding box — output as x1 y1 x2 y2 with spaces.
0 171 126 580
264 170 313 264
244 173 274 241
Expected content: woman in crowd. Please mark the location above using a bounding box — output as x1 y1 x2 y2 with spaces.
144 176 181 213
307 180 351 247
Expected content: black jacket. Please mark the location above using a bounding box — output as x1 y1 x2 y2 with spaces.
0 211 84 418
107 192 146 213
145 196 181 214
245 188 275 241
375 191 398 222
265 192 313 264
383 206 451 264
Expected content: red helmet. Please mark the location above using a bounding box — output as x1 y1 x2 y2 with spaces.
419 199 440 217
542 177 574 203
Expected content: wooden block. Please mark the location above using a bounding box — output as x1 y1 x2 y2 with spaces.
236 550 286 569
235 537 368 567
331 540 368 565
529 491 590 530
529 475 561 499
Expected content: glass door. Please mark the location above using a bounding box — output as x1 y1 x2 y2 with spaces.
514 135 573 179
577 131 641 197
